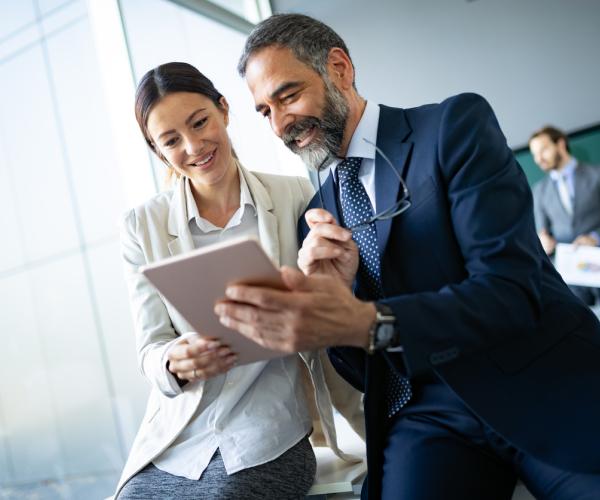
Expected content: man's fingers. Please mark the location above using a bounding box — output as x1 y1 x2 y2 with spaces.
298 241 342 265
217 309 286 350
305 208 337 228
218 310 298 353
280 266 314 291
221 283 294 309
302 233 356 257
219 313 264 344
305 221 352 242
215 300 288 330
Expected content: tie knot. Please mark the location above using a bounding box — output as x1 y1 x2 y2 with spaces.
337 157 362 183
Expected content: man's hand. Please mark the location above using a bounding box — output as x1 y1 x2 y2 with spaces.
297 208 359 288
167 334 237 382
538 229 557 255
214 266 375 353
573 234 599 247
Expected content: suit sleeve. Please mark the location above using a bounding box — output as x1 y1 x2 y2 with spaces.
588 167 600 237
532 181 551 234
119 209 194 398
386 94 544 376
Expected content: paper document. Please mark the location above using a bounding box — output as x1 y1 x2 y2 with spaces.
554 243 600 287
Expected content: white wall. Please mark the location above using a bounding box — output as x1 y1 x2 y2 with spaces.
272 0 600 147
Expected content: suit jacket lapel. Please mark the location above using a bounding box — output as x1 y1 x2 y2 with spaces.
572 165 585 218
167 177 196 256
241 167 281 266
321 170 342 226
374 105 413 252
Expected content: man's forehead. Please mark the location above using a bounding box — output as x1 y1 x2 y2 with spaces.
245 46 315 91
247 46 300 69
531 135 552 148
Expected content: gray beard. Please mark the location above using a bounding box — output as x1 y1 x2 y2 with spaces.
282 79 349 171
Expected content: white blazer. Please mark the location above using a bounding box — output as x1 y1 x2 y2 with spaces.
114 166 364 497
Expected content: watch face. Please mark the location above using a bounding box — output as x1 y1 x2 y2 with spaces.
376 323 396 348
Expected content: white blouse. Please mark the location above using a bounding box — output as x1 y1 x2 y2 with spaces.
152 174 312 479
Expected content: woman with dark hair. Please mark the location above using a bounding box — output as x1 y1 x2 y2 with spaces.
113 62 363 499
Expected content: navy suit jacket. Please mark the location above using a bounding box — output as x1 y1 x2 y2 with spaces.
298 93 600 498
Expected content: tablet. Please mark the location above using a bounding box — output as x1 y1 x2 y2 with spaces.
140 236 286 365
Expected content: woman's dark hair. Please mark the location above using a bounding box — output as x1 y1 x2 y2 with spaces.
134 62 225 162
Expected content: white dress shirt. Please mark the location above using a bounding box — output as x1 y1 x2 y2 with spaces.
153 170 312 479
549 157 577 200
328 100 381 211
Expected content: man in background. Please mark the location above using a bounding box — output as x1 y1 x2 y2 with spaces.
530 125 600 305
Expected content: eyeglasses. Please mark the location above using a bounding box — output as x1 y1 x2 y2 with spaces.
317 138 411 232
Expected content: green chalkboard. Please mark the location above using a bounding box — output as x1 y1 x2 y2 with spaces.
513 123 600 186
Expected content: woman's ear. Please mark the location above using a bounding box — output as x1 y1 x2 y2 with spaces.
219 96 230 126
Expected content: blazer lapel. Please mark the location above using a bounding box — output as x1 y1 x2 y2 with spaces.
374 105 413 252
571 165 585 218
320 171 342 226
167 177 196 256
241 167 281 266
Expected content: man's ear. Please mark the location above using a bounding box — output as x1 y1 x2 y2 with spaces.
556 137 571 158
326 47 354 90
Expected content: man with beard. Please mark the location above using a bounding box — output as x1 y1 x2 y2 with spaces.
529 125 600 305
214 13 600 499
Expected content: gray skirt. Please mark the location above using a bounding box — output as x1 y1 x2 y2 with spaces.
117 436 316 499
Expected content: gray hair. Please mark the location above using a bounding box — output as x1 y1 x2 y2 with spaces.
237 13 355 85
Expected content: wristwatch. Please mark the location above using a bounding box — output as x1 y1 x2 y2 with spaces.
366 302 399 354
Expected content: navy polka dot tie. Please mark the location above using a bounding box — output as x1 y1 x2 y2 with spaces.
338 157 412 417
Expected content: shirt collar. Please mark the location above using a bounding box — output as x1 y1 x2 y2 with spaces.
238 165 256 215
330 100 380 174
184 164 257 226
345 100 380 160
549 157 578 180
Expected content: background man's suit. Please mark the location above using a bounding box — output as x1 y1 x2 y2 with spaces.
533 163 600 305
533 162 600 244
299 93 600 499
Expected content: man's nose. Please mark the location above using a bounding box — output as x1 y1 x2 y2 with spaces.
270 108 293 139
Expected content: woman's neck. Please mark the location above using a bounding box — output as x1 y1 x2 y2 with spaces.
190 162 241 228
